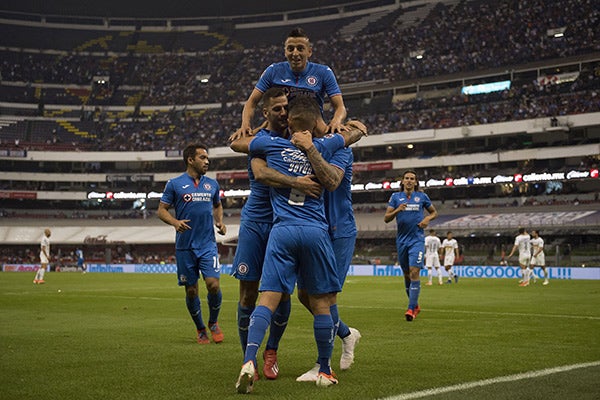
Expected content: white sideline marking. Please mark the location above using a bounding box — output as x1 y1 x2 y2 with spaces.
378 361 600 400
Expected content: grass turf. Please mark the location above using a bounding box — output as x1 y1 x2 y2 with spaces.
1 272 599 399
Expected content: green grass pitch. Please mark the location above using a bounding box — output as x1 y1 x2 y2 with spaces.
1 272 599 400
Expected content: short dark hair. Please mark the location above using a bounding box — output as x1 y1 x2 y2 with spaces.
518 227 526 234
288 97 320 131
183 143 207 166
262 87 287 108
288 27 309 41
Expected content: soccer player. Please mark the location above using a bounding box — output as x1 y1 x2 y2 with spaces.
230 87 321 380
289 102 364 380
441 231 460 284
384 170 438 321
34 228 51 284
530 230 549 285
235 27 347 136
425 229 443 286
507 227 531 287
75 248 86 273
234 98 366 393
157 143 227 344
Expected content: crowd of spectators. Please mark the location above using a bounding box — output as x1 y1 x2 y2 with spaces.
0 0 599 152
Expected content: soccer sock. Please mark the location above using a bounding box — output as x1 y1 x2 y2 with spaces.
313 314 334 375
523 268 530 283
185 295 205 331
447 268 454 279
266 299 291 351
437 268 443 284
237 303 255 353
529 267 536 280
404 276 410 298
39 268 45 280
34 269 40 281
244 305 272 365
427 268 432 283
408 280 421 310
543 269 548 279
207 290 222 325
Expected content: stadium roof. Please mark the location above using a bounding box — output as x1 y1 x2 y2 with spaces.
1 0 388 18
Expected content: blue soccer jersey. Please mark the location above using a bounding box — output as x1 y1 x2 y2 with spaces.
324 147 356 240
255 61 342 114
249 132 345 295
388 191 433 244
249 133 345 228
160 173 221 250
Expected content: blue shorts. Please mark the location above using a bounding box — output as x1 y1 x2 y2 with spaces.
396 239 425 272
175 247 220 286
77 258 84 267
232 220 272 281
260 225 340 295
332 235 356 287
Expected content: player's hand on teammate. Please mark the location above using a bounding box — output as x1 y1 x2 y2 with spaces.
174 219 191 232
327 120 348 133
290 130 314 151
345 120 368 136
229 126 253 143
293 174 323 198
215 222 227 235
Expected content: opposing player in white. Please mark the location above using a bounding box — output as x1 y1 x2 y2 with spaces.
425 230 443 285
507 227 531 287
530 230 549 285
441 231 459 284
34 228 51 284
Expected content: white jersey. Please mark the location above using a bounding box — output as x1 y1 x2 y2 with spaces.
40 235 50 264
530 236 545 266
514 234 531 257
425 236 441 255
425 235 442 268
442 238 458 266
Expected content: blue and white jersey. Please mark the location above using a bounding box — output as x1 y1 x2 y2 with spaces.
160 173 221 250
249 133 345 229
240 129 280 223
75 249 84 261
255 61 342 114
388 191 432 244
324 147 356 239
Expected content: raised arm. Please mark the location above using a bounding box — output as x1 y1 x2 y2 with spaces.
290 130 344 192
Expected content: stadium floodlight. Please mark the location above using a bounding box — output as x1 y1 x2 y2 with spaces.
409 50 425 59
546 27 566 38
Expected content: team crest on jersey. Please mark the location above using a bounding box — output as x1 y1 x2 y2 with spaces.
237 263 249 275
203 183 212 190
306 76 318 86
324 133 335 139
414 196 421 202
183 193 193 202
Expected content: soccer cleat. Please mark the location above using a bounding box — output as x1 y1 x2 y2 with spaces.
236 361 257 394
454 275 459 283
543 280 549 286
262 349 279 380
405 308 415 322
438 281 443 285
38 280 45 284
315 372 338 387
425 281 432 286
209 322 224 343
447 278 452 284
519 281 530 287
197 329 210 344
340 327 361 370
414 305 421 318
296 363 320 382
33 279 39 284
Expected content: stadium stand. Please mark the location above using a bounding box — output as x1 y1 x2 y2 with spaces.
1 0 599 265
